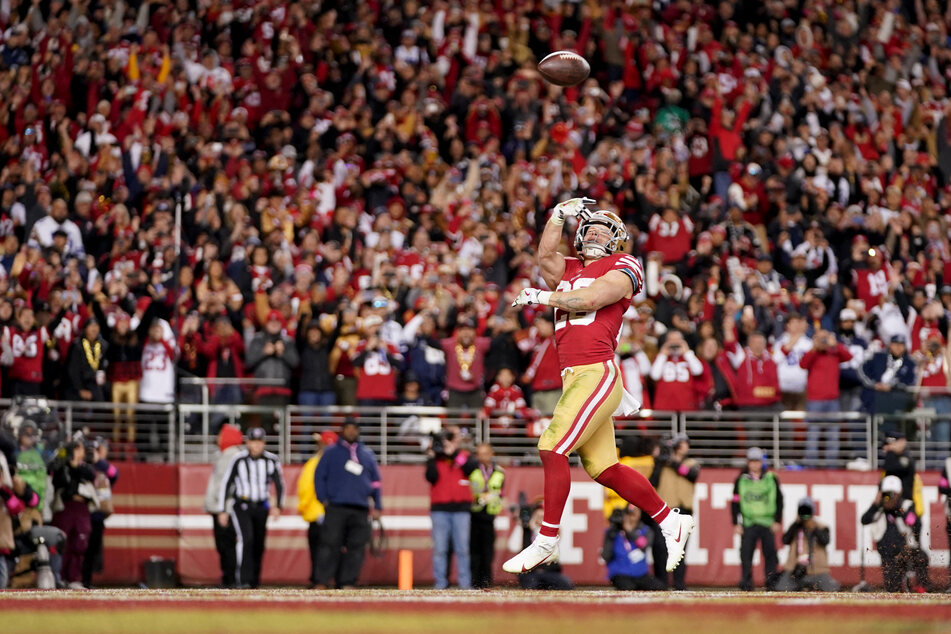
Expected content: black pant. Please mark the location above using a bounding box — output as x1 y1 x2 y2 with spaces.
519 566 573 590
611 574 667 591
316 505 371 588
642 516 668 584
739 524 778 590
233 501 269 588
307 522 322 586
212 514 237 587
81 515 106 587
470 513 496 589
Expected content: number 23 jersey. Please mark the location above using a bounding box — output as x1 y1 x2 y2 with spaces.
553 253 643 371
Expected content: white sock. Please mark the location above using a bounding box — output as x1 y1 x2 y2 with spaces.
657 508 678 534
535 528 559 544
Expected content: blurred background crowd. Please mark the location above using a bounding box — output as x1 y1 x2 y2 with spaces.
0 0 948 451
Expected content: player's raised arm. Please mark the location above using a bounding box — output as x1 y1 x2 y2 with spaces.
538 197 594 289
514 270 635 313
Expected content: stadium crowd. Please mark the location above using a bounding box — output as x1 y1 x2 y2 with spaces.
0 0 948 461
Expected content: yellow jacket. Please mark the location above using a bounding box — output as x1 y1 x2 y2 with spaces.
604 455 655 520
297 454 325 523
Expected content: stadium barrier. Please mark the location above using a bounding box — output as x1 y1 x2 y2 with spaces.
9 396 949 470
98 463 951 589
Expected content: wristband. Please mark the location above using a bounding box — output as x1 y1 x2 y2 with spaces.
549 212 565 226
537 291 552 305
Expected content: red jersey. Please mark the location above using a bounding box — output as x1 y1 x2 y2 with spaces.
852 267 889 308
647 214 694 264
920 354 949 391
521 336 561 392
353 341 402 402
553 254 643 370
4 326 49 383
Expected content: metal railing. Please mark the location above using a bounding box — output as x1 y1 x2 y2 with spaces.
4 397 951 469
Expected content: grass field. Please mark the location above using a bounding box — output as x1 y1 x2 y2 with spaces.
4 588 951 634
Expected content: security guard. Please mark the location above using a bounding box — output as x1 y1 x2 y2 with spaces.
469 443 505 588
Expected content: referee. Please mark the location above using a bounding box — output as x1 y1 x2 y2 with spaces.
217 427 285 589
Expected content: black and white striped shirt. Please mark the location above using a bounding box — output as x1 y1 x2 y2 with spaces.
218 449 285 510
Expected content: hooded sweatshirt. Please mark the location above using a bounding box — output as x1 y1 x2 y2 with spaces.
203 424 245 513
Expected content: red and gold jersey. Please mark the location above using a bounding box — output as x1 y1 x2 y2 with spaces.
553 253 643 370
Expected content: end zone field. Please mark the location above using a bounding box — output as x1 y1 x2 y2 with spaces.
4 588 951 633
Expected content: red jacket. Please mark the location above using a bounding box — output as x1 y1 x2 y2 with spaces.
726 343 780 407
800 345 852 401
425 452 476 511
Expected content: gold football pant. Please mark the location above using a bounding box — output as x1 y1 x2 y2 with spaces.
538 360 622 478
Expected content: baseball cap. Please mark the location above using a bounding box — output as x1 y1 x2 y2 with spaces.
881 475 903 494
839 308 857 321
889 334 907 345
247 427 266 441
940 285 951 296
746 447 765 462
266 309 283 323
797 496 815 518
317 430 339 445
884 429 906 443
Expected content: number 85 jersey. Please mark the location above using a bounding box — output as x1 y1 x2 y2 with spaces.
553 253 643 371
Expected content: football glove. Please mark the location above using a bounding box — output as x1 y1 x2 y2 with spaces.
551 197 596 225
512 288 552 307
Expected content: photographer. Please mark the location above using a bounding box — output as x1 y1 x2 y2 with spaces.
774 497 840 592
655 434 699 590
602 505 667 591
425 425 477 589
800 328 852 467
50 439 96 589
861 476 932 592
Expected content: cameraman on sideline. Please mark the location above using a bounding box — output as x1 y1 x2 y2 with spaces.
654 434 699 590
861 475 932 592
425 425 477 590
773 497 840 591
602 505 667 591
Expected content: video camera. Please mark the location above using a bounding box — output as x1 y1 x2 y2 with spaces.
429 430 452 456
509 492 534 528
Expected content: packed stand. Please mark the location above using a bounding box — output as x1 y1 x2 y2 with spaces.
0 0 949 462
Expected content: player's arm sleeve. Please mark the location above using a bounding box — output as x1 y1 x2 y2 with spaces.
613 256 644 295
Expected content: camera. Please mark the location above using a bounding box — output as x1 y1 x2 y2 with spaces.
669 345 682 354
928 341 941 354
510 492 534 528
608 507 625 529
429 430 451 456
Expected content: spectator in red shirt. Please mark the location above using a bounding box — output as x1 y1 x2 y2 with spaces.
800 330 853 468
518 313 561 416
483 367 534 436
352 315 403 406
650 331 704 411
442 319 491 411
725 331 781 411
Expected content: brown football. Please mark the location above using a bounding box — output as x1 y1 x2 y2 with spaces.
537 50 591 87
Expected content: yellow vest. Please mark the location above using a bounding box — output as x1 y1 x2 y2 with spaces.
297 454 325 523
470 464 505 515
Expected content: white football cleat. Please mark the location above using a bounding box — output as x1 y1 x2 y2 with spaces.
502 535 559 574
662 510 695 572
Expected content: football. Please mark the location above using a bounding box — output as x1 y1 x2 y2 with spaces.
537 50 590 87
